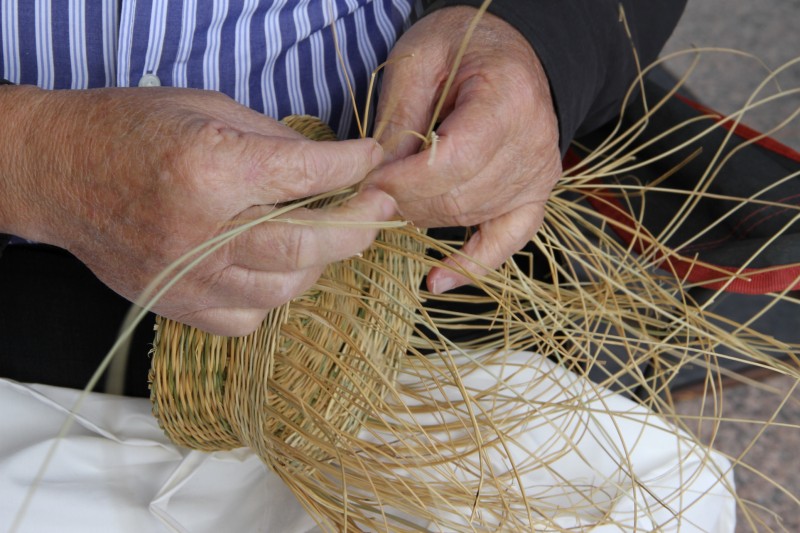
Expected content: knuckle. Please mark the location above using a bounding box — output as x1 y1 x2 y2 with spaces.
236 312 268 336
287 225 316 270
253 141 289 181
266 283 293 308
264 222 319 272
262 270 305 307
438 193 476 228
435 145 469 182
267 225 299 269
341 229 378 260
191 309 267 338
268 142 324 201
159 126 220 195
202 266 237 304
299 142 323 179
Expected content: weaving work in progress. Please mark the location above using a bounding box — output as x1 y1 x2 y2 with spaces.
2 2 799 532
147 65 799 530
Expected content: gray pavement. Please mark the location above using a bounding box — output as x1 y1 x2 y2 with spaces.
662 2 799 530
662 0 799 149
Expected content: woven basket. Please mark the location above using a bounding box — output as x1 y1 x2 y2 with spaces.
149 116 426 469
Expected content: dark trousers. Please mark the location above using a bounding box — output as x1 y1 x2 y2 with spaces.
0 245 155 397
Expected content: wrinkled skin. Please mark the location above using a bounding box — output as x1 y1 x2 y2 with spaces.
1 86 395 336
0 6 561 335
369 7 561 293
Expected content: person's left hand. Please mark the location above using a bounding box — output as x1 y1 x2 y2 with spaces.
367 6 561 294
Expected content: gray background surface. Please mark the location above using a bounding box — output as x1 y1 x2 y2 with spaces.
662 0 799 150
662 2 798 530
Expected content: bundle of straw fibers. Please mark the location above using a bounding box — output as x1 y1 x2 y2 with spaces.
147 71 800 531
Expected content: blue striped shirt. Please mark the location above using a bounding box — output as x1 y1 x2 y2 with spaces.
1 0 416 138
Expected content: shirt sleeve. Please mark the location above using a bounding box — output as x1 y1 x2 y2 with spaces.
423 0 687 154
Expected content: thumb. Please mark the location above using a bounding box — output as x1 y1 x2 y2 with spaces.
244 136 385 204
373 44 450 161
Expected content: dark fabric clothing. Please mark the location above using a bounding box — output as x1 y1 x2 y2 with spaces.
427 0 687 154
0 235 10 259
0 245 155 397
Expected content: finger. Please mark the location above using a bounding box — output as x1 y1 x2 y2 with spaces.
426 202 546 294
374 47 449 161
231 187 397 271
368 79 506 211
196 265 324 312
237 135 384 205
178 306 274 337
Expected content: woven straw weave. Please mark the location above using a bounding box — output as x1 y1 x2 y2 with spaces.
149 116 426 469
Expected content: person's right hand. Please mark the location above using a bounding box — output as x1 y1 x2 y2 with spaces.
0 85 394 336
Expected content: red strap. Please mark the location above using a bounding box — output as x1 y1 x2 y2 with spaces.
562 97 800 294
674 93 800 163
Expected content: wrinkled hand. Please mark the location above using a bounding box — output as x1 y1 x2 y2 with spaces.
368 6 561 294
4 86 394 336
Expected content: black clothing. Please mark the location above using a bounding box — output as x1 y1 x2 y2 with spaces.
429 0 687 153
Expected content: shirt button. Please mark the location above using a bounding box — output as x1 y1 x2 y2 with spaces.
138 73 161 87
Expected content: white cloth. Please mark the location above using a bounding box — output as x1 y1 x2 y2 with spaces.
0 379 317 533
366 352 738 532
0 352 737 532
